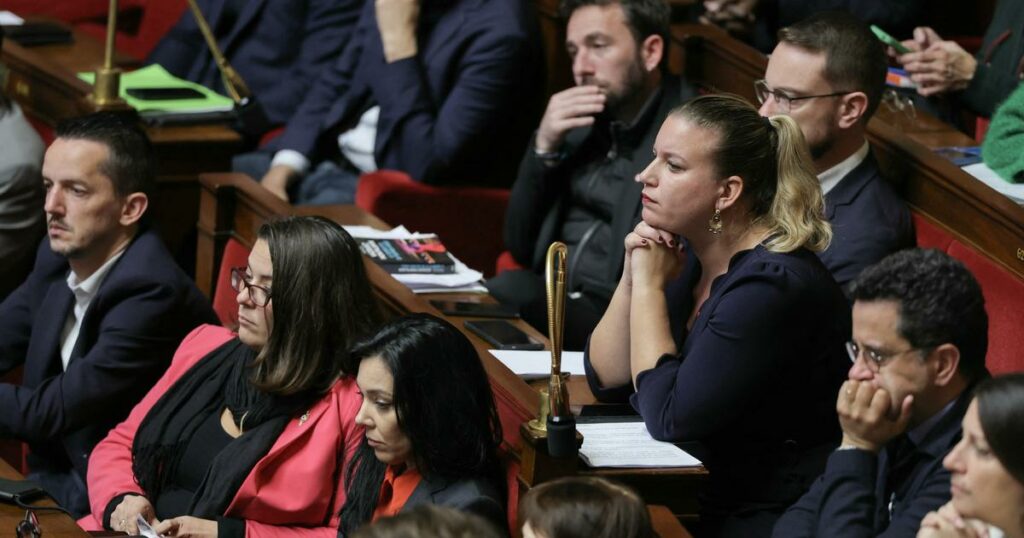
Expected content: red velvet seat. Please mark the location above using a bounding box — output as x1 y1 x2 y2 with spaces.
355 170 511 277
947 241 1024 375
912 212 954 252
912 212 1024 375
212 237 250 329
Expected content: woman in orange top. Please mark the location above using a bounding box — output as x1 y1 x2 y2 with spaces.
338 314 506 536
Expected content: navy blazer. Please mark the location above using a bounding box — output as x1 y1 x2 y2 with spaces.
402 474 507 533
772 387 977 538
148 0 360 126
819 151 914 292
0 229 217 481
274 0 542 187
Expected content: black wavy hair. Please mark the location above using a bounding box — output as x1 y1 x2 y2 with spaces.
339 314 504 536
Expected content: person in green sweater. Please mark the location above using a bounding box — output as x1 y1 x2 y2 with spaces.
982 82 1024 183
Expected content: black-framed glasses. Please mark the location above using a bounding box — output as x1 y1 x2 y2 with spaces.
230 267 271 307
845 341 927 372
754 79 853 113
16 510 40 538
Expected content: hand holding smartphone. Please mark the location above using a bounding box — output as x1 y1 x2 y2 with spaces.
871 25 911 55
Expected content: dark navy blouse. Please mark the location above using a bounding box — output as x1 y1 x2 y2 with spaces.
584 244 852 529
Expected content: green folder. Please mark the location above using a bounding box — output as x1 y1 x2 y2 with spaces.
78 64 234 115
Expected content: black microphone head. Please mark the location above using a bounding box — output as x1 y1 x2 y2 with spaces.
546 414 578 458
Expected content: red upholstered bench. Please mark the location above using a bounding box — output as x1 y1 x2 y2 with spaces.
912 213 1024 374
355 170 511 277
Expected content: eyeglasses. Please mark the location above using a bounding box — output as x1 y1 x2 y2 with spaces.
845 341 927 371
16 511 40 538
230 267 271 307
754 79 853 113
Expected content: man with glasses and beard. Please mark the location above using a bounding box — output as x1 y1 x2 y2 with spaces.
0 113 216 517
488 0 695 349
757 11 913 293
773 248 990 538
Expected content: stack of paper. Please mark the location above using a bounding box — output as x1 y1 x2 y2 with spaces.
345 226 486 293
962 162 1024 206
78 65 234 119
576 419 702 468
489 350 585 380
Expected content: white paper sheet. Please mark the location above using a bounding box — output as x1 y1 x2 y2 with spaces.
962 162 1024 205
0 11 25 25
489 350 585 379
576 420 702 468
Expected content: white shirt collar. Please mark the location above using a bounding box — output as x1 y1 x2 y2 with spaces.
66 247 127 299
818 141 869 195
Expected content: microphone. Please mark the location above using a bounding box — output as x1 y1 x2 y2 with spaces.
181 0 269 136
544 242 577 458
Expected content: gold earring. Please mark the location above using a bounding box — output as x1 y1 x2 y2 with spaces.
707 208 723 234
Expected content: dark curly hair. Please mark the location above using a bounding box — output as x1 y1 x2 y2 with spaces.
850 248 988 381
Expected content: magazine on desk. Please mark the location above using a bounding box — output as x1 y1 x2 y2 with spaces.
357 236 456 274
344 226 486 293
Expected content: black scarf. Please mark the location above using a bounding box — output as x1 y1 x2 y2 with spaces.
131 339 310 518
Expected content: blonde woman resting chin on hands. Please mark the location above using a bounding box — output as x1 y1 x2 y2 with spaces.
584 94 852 537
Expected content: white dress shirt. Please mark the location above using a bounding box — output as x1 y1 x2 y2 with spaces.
58 249 126 370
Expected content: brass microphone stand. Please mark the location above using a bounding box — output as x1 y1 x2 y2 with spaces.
533 242 578 458
184 0 252 105
88 0 129 109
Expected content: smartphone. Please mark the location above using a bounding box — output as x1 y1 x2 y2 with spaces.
430 300 520 319
464 320 544 350
126 87 207 101
0 478 46 503
870 25 911 55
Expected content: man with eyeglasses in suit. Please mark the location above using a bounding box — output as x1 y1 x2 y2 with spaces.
757 11 913 293
773 248 990 538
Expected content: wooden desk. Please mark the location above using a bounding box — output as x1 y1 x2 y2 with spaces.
650 505 694 538
195 173 707 522
672 23 1024 280
1 23 243 268
0 459 89 538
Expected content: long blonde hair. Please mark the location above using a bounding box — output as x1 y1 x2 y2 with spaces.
672 94 831 252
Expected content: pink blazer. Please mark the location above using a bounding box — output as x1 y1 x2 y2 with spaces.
80 325 364 537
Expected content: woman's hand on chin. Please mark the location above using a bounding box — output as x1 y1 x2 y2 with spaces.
153 516 219 538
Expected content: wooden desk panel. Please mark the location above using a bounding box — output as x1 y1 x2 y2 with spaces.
0 459 89 538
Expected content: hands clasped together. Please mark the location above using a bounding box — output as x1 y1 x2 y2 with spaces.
110 495 218 538
623 221 685 291
917 502 993 538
